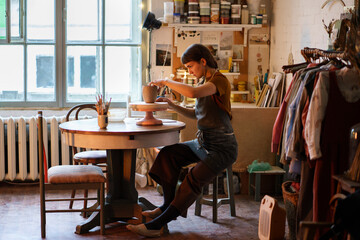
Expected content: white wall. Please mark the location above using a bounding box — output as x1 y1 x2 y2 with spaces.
269 0 354 72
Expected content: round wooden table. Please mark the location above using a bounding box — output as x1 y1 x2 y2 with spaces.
59 118 185 234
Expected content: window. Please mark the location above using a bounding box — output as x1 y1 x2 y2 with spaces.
0 0 143 107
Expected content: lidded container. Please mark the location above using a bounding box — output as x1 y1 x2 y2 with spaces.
241 4 249 24
211 6 220 23
174 0 185 15
164 2 174 23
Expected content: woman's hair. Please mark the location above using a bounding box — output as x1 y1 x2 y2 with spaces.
181 44 218 69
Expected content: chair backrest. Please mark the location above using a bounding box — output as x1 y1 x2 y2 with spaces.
66 103 97 122
38 111 45 185
66 104 98 156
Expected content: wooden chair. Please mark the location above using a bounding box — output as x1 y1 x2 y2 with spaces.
194 165 236 223
299 193 347 240
66 104 108 215
38 111 105 238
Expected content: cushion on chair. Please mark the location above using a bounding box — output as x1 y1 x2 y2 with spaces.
73 150 107 160
48 165 106 184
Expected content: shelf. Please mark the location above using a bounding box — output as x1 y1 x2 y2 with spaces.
232 58 244 61
232 90 250 94
167 23 261 32
222 72 241 76
168 23 262 47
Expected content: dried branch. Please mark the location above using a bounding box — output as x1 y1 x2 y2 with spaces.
322 19 336 38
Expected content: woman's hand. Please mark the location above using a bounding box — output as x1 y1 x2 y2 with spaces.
156 97 175 109
156 96 170 103
150 79 167 88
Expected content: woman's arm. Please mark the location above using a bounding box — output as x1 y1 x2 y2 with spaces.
151 79 216 98
156 97 196 119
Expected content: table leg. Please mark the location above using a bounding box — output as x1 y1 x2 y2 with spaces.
255 173 261 201
76 149 142 234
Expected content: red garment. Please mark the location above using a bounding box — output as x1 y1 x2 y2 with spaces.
271 72 297 152
313 71 360 222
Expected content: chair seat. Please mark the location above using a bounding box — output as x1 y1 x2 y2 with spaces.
48 165 106 184
73 150 107 164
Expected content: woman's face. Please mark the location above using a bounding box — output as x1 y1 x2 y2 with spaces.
184 60 206 79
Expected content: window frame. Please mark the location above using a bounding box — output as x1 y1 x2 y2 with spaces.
0 0 146 108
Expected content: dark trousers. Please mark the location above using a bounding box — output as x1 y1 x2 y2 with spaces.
149 144 218 214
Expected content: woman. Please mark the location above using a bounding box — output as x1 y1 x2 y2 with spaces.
127 44 238 237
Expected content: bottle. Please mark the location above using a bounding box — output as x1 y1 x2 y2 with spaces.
241 4 249 24
250 14 256 24
259 4 266 15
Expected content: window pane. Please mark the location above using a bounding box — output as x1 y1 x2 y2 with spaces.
105 46 141 102
27 45 55 101
0 0 6 40
105 0 131 41
0 45 24 101
27 0 54 41
67 0 101 42
11 0 20 38
66 46 102 102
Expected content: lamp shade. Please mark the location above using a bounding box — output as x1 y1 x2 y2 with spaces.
142 11 162 31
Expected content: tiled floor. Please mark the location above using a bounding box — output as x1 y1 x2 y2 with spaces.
0 182 287 240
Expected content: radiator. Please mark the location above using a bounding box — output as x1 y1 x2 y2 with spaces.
0 116 70 181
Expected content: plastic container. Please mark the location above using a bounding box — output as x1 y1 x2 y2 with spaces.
241 4 249 24
220 16 230 24
188 16 200 23
174 0 185 14
200 7 211 15
188 10 199 17
231 16 241 24
256 14 263 25
199 2 210 8
174 13 181 23
211 7 220 23
164 2 174 23
231 4 241 17
200 16 211 24
188 2 199 11
250 14 256 24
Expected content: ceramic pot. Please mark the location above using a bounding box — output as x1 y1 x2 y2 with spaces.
98 115 108 129
142 85 158 103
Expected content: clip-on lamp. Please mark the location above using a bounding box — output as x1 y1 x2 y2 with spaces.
142 12 162 83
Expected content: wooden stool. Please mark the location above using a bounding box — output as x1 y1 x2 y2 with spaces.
194 166 236 223
248 166 286 201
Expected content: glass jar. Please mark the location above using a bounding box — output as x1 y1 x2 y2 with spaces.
349 122 360 167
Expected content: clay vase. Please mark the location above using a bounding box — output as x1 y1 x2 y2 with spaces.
142 85 158 103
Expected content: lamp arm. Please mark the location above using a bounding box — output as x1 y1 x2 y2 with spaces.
147 29 152 84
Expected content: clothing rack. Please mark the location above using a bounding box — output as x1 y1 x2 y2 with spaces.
300 47 346 63
282 47 348 74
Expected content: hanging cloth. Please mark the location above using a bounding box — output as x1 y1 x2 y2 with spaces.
313 70 360 222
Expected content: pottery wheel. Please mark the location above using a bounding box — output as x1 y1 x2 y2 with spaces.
129 102 168 126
